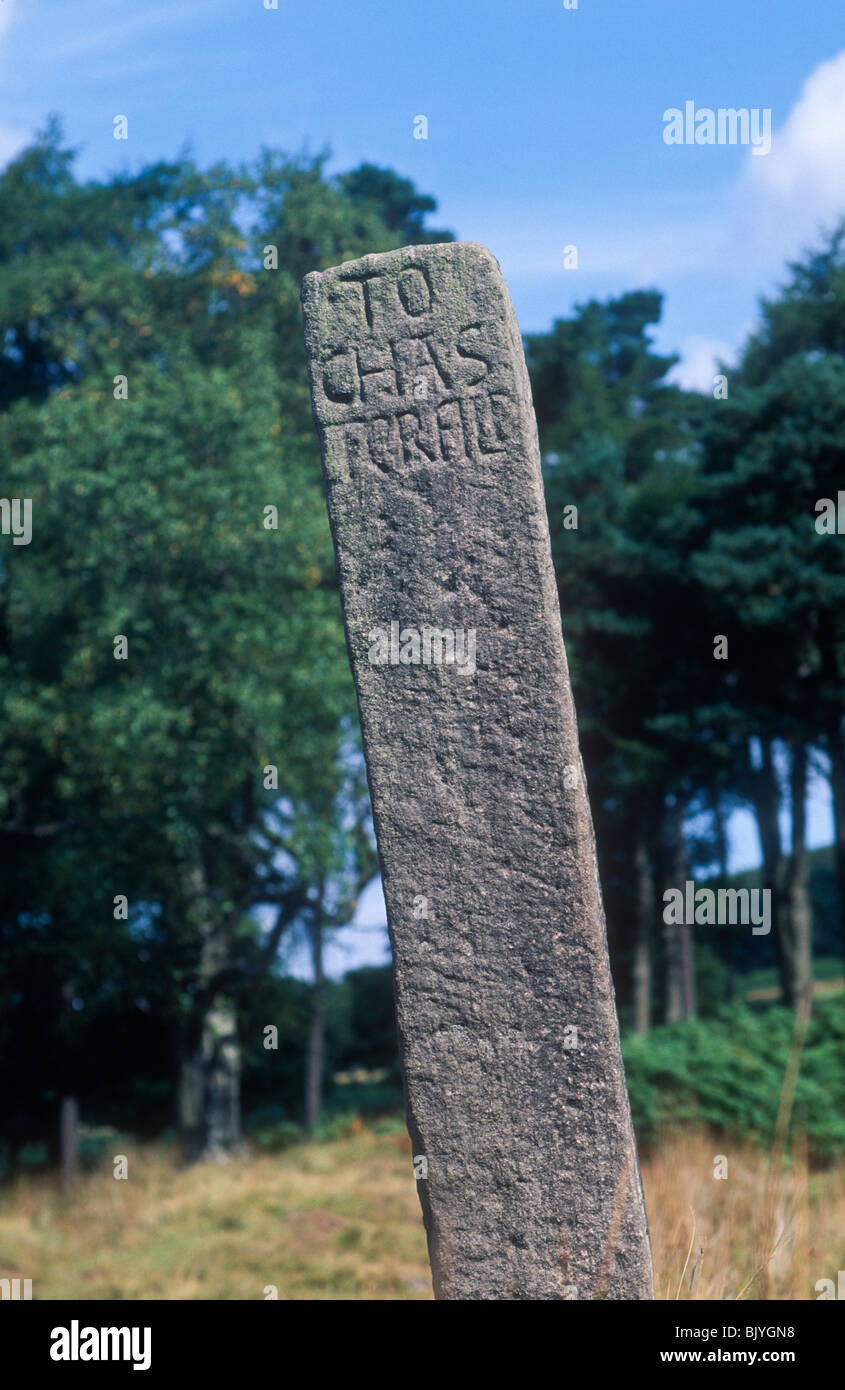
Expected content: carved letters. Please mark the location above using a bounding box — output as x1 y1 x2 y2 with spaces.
306 260 514 485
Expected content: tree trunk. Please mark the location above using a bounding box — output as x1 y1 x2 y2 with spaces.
304 898 325 1135
827 714 845 967
203 1002 243 1156
783 740 813 1013
748 739 788 1002
679 911 697 1020
179 1000 243 1162
632 829 653 1035
177 861 243 1162
177 1043 204 1163
60 1095 79 1191
712 791 729 880
662 799 696 1022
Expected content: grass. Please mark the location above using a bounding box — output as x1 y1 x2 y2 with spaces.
643 1127 844 1300
0 1119 842 1299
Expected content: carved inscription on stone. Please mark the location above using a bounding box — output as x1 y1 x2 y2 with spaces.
305 258 518 494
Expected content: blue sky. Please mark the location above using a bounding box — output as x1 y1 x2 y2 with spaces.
2 1 842 973
4 0 845 382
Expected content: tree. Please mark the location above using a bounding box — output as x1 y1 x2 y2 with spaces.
337 164 454 246
0 123 449 1159
693 231 845 1004
527 292 706 1028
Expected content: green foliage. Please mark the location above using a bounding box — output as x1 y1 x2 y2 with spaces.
76 1124 129 1171
529 229 845 1019
244 1106 302 1153
333 965 399 1074
527 289 705 802
0 122 450 1153
324 1081 405 1117
336 164 454 246
623 995 845 1163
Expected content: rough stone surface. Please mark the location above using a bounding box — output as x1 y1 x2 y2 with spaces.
301 242 653 1300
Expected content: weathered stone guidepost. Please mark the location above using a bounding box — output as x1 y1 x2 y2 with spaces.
301 242 653 1300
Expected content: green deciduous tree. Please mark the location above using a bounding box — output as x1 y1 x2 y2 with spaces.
0 124 446 1159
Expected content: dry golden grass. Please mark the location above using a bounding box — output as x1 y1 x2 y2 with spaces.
643 1128 844 1300
0 1122 841 1299
0 1121 430 1301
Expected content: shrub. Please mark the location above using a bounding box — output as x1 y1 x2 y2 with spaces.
622 995 845 1164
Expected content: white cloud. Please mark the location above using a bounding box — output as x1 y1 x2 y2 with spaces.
668 336 736 394
748 50 845 212
735 49 845 268
551 51 845 379
510 51 845 292
0 0 16 43
48 0 227 61
0 0 27 167
0 123 28 168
